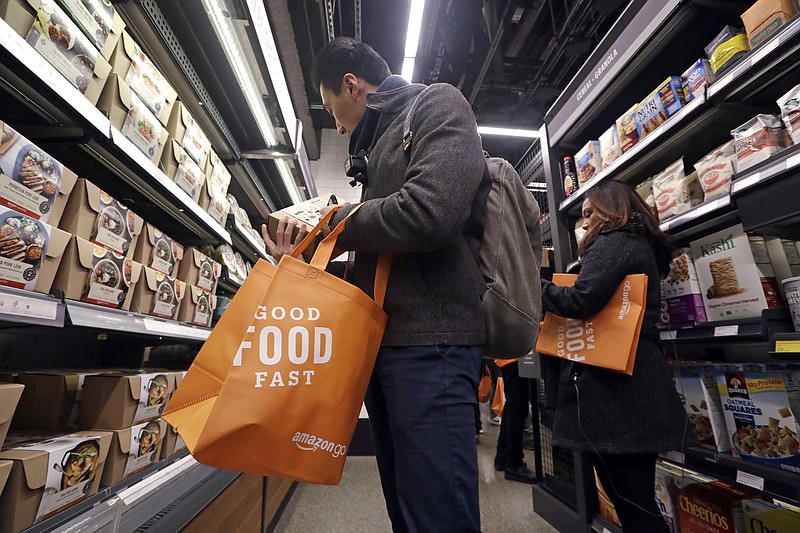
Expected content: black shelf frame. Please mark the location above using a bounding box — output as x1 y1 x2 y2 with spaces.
226 214 268 264
659 308 793 343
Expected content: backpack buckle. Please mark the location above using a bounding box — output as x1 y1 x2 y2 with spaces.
402 132 413 151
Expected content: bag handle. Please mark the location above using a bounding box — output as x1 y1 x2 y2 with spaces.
289 204 392 309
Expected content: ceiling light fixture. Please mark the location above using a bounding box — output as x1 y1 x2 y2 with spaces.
477 126 540 138
401 0 426 81
276 159 303 204
202 0 278 147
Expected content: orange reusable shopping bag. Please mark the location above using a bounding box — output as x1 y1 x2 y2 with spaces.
163 206 391 484
478 365 491 403
535 274 647 375
492 377 506 416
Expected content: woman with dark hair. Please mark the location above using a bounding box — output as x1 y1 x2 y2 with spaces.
541 180 689 532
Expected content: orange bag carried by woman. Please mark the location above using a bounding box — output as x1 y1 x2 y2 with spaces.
163 206 391 484
478 365 491 403
535 273 647 375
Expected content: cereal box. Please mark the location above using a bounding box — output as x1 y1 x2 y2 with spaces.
683 59 715 102
574 140 602 185
716 371 800 473
674 365 730 452
662 249 708 325
678 480 762 533
634 77 685 140
690 224 770 321
598 125 622 169
742 499 800 532
616 103 640 153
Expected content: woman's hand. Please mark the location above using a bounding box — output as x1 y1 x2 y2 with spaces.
261 216 309 262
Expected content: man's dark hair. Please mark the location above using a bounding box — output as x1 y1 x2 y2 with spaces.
312 37 391 94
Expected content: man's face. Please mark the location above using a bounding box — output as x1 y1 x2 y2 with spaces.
320 77 366 136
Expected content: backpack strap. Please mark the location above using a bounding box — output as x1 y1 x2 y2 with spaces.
401 86 432 152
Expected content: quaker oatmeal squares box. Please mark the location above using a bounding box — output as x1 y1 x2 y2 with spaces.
177 247 221 293
717 371 800 472
100 419 165 487
0 432 112 533
0 121 78 225
690 224 771 321
128 266 185 320
23 0 112 104
58 178 144 257
132 223 184 277
80 372 175 430
107 31 176 124
52 236 142 310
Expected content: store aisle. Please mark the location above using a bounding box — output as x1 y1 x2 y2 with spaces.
274 406 558 533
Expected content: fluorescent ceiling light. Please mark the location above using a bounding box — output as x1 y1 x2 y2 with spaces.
401 0 426 81
202 0 278 147
277 159 303 204
477 126 540 138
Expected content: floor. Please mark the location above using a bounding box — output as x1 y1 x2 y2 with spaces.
273 404 559 533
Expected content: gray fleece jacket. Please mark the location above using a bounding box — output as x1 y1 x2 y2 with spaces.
330 80 490 347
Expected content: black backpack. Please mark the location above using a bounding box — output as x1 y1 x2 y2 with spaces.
403 90 542 358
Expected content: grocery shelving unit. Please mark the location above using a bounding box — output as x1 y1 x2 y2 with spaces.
0 1 309 531
534 0 800 530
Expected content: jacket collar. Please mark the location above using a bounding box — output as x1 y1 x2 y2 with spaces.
349 76 426 155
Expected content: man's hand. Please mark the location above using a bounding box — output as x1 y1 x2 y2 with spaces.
261 216 309 262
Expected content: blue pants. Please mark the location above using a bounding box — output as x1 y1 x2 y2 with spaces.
365 345 482 533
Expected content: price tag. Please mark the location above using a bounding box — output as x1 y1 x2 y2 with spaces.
736 470 764 491
775 340 800 353
749 37 781 65
664 451 684 464
660 330 677 340
714 325 739 337
787 153 800 170
733 173 761 193
143 318 210 340
0 294 58 321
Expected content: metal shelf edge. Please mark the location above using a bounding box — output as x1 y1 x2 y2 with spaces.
659 195 733 233
0 287 65 328
66 301 210 341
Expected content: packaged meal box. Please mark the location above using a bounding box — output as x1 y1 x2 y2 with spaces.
107 31 176 125
166 101 211 168
0 431 112 533
741 0 797 49
0 121 78 225
705 25 750 75
678 479 762 533
52 235 142 310
100 419 165 487
128 266 186 320
717 371 800 472
673 364 730 451
777 84 800 145
11 372 81 431
267 193 336 260
203 149 232 198
731 114 791 172
132 223 184 277
80 372 177 430
22 0 112 104
634 77 685 140
0 383 24 450
694 141 736 201
58 178 144 256
652 159 690 221
598 125 622 169
0 206 56 291
159 423 186 461
159 139 206 203
204 189 229 226
213 244 243 286
177 285 216 327
177 247 221 293
55 0 125 59
690 224 771 321
742 498 800 532
663 249 708 326
574 140 601 185
683 59 715 102
95 75 169 164
616 103 640 154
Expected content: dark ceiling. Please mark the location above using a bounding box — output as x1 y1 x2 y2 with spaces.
286 0 628 166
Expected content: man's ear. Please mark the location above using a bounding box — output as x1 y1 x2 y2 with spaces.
343 73 359 96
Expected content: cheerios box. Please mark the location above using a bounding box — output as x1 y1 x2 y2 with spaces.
96 74 169 165
716 371 800 472
678 480 763 533
52 235 142 310
0 121 78 225
0 431 112 533
128 266 186 320
100 418 165 487
132 223 184 277
58 178 144 257
79 372 177 430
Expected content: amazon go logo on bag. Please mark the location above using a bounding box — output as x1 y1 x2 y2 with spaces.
233 306 332 388
618 280 632 320
555 318 593 362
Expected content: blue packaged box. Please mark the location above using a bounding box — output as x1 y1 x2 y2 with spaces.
634 76 685 140
683 59 715 102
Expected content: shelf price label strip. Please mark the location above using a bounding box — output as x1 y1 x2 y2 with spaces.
774 340 800 353
0 290 61 325
143 317 210 340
